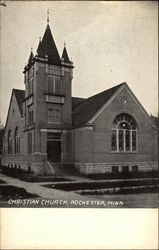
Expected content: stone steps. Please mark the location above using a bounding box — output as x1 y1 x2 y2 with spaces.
49 163 81 176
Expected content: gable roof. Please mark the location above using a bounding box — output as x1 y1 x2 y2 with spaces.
4 89 25 132
72 83 124 126
37 24 61 66
72 97 85 109
13 89 25 116
150 115 159 129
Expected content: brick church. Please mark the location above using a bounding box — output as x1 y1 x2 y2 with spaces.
2 20 158 175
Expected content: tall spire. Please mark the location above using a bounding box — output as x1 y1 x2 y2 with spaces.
37 37 42 56
47 9 49 25
28 48 34 64
36 20 61 66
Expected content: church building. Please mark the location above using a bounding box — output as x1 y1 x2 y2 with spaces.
2 20 158 176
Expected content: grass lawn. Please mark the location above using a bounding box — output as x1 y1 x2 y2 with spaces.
0 185 38 201
0 179 6 184
0 167 71 182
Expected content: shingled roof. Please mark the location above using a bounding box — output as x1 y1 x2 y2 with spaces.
11 83 125 126
13 89 25 116
37 24 61 66
72 97 85 109
72 83 124 126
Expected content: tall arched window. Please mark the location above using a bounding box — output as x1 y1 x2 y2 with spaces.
14 127 20 154
111 113 137 152
8 130 12 154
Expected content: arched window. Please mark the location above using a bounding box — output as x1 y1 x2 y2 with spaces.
14 127 20 154
111 113 137 152
8 130 12 154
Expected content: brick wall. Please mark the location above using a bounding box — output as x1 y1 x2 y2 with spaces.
3 93 27 158
74 86 158 173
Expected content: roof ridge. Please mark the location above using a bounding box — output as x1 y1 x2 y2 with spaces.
13 88 25 91
72 96 85 100
72 82 126 126
75 82 125 110
86 82 125 101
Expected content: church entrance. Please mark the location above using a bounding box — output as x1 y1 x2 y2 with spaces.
47 132 61 162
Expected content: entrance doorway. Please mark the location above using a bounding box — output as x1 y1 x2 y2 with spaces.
47 132 61 162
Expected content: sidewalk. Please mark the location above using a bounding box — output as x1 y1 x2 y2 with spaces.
0 173 86 201
0 173 158 208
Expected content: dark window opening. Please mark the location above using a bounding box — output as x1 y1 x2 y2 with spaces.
111 131 117 151
55 77 61 95
111 113 137 152
8 130 12 154
112 166 119 173
48 76 62 95
125 130 130 151
122 166 129 173
47 109 61 124
132 165 138 172
15 127 20 154
28 110 33 125
132 131 136 151
28 132 33 154
119 130 124 151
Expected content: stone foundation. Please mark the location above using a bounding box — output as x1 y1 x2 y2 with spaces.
75 161 158 175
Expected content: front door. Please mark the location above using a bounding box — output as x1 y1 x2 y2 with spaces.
47 132 61 162
47 140 61 162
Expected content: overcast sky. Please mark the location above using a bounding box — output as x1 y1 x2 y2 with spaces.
0 1 158 124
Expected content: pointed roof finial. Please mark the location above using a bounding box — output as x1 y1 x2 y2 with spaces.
62 45 71 64
28 47 34 64
47 9 50 25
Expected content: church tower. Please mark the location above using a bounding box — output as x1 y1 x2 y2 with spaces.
23 15 74 166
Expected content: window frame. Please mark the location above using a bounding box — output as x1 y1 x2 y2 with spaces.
28 131 33 154
8 130 12 154
47 76 62 95
28 107 34 126
47 108 61 124
111 114 137 153
14 127 20 154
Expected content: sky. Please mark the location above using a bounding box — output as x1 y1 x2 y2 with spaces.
0 1 158 124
